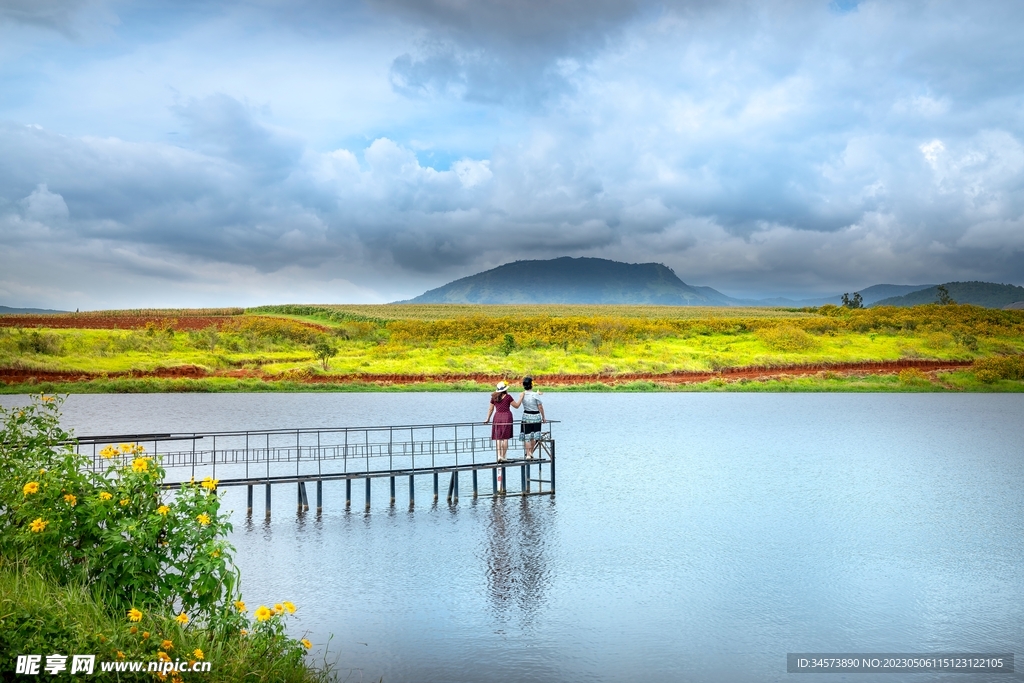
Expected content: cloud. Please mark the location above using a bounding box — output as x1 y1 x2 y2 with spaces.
2 0 1024 308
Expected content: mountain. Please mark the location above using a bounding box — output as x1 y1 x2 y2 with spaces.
873 282 1024 308
406 257 737 305
0 305 66 314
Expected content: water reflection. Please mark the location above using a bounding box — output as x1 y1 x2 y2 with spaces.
485 497 552 627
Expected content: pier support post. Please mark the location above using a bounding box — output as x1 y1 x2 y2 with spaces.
345 479 351 510
433 472 439 502
525 462 531 493
365 478 371 511
409 474 415 507
453 470 459 503
247 484 253 517
521 465 526 492
500 466 507 494
492 467 498 494
390 476 396 506
446 472 454 503
265 483 271 519
472 469 478 498
550 441 555 494
316 480 322 515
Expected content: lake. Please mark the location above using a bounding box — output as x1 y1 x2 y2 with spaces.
4 392 1023 682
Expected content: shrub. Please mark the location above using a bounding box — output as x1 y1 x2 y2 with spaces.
0 397 236 622
898 368 929 384
973 355 1024 383
756 326 818 352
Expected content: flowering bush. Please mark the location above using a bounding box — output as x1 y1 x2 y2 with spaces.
0 396 236 623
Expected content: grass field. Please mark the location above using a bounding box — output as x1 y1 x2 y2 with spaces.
2 303 1023 392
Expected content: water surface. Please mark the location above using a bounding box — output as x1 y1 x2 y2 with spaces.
5 393 1023 682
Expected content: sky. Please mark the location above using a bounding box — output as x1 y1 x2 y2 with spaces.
1 0 1023 308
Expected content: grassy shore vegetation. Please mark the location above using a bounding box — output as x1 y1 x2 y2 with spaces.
2 303 1023 391
0 397 331 682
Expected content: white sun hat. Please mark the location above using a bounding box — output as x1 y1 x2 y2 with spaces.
495 381 508 392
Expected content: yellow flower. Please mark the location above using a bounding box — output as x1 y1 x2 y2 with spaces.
119 443 134 453
157 651 171 662
142 631 150 639
39 468 46 474
193 648 204 660
156 505 170 516
274 603 284 614
129 626 138 634
131 457 151 473
196 513 211 526
30 518 48 533
200 476 219 491
116 651 125 660
99 445 119 459
210 549 220 558
40 395 55 403
23 481 39 496
99 491 113 501
254 605 272 622
240 628 248 636
119 498 129 506
300 638 312 650
63 493 77 506
127 608 143 622
234 600 246 612
161 639 173 651
175 612 189 625
282 601 296 614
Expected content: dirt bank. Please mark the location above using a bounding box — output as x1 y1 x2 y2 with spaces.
0 359 975 387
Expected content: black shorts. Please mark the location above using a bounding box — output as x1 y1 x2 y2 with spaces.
521 421 541 435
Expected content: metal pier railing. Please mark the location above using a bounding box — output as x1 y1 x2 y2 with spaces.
73 421 557 515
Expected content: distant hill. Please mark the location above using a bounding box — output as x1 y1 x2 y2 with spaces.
752 284 935 308
0 305 66 314
873 282 1024 308
406 257 736 305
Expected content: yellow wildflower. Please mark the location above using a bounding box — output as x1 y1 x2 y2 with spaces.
39 468 46 474
23 481 39 496
131 457 151 473
120 498 129 506
116 651 125 659
300 638 312 650
156 505 170 516
130 626 138 634
282 601 296 614
254 605 272 622
193 649 204 660
119 443 134 453
196 513 211 526
99 445 119 459
157 651 171 662
175 612 189 625
127 607 143 622
30 518 48 533
99 491 113 501
240 628 248 636
210 549 220 558
200 476 219 491
40 395 55 403
234 600 246 612
161 639 173 650
63 493 77 506
274 603 284 614
142 631 150 639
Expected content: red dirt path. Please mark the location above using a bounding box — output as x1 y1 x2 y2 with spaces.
0 359 974 386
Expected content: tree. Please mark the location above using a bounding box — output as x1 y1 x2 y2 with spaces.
936 284 955 305
313 341 337 370
841 292 863 309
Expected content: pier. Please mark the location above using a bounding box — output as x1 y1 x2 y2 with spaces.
73 421 556 516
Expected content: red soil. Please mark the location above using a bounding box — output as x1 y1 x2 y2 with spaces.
0 314 329 332
0 359 974 386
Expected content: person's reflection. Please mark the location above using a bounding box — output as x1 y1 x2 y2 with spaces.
485 497 551 625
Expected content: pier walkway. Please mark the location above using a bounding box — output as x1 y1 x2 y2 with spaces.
73 421 556 515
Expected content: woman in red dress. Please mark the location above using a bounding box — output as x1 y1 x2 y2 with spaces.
485 381 521 463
